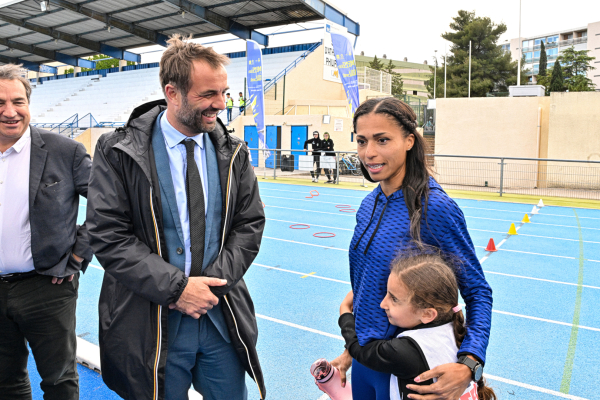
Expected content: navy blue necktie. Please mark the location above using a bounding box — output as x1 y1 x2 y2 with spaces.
182 140 205 276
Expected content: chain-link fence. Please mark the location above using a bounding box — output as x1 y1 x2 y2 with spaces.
248 148 367 186
431 155 600 200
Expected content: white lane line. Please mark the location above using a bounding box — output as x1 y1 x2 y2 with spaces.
258 313 590 400
492 310 600 332
255 314 344 341
469 228 600 245
262 195 360 207
263 236 348 251
459 205 600 221
253 263 351 284
484 271 600 290
266 218 354 232
475 246 600 263
259 186 367 200
89 264 103 271
482 374 588 400
266 205 354 217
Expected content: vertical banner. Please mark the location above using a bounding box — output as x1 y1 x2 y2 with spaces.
246 40 268 156
330 32 360 117
323 23 342 83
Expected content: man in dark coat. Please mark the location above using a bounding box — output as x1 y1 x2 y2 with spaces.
304 131 322 182
0 64 92 400
87 35 266 400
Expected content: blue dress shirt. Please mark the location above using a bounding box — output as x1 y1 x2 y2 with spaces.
160 112 208 277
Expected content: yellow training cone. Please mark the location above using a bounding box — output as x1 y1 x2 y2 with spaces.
508 223 518 235
522 214 531 223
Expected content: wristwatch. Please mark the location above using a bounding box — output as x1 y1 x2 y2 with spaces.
457 355 483 381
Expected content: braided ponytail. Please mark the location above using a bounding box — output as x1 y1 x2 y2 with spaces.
353 97 432 243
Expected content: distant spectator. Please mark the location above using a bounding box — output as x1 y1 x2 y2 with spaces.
226 92 233 121
239 92 245 114
304 131 322 183
321 132 337 183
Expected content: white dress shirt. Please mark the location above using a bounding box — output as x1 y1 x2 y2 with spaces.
160 112 208 277
0 127 35 275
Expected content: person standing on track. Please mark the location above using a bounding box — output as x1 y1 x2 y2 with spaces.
304 131 322 183
238 92 245 114
331 97 493 400
321 132 337 184
0 64 92 400
87 35 266 400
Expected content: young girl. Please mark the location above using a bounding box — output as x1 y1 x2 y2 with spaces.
339 253 496 400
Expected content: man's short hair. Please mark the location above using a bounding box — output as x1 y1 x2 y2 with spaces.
159 34 230 97
0 64 32 103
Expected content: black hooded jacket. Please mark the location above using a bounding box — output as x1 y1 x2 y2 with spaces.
304 136 322 156
87 100 266 399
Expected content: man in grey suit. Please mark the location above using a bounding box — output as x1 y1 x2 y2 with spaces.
0 64 92 400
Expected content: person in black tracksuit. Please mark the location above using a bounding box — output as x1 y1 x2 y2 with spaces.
321 132 337 184
304 131 322 182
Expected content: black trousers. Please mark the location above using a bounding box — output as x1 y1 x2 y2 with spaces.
0 273 79 400
310 154 321 178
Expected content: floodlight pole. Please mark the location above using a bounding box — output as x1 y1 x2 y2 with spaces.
433 50 437 99
468 41 471 98
517 0 522 86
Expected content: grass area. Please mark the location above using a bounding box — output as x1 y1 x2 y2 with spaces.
257 177 600 209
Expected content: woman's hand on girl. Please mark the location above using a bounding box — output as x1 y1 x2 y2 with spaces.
405 362 471 399
330 349 353 387
340 290 354 315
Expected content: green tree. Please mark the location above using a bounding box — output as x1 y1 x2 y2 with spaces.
62 54 136 75
548 59 565 92
539 41 547 77
559 46 596 91
383 59 404 97
427 10 525 97
369 55 384 71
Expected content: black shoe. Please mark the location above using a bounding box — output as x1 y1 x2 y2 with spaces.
326 180 333 184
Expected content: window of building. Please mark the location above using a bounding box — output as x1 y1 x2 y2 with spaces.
548 62 555 69
533 64 539 74
534 51 540 59
501 43 510 52
413 90 417 95
525 52 533 61
547 48 558 57
582 31 587 38
534 38 546 46
547 35 559 44
522 40 533 50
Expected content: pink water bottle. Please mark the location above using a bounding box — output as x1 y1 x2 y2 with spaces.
310 358 353 400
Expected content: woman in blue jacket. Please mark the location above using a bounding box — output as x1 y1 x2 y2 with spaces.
332 97 493 400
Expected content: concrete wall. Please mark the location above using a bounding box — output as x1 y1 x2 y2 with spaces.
547 92 600 161
74 127 114 158
433 93 600 190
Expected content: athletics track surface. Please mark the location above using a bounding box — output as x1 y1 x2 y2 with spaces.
29 181 600 400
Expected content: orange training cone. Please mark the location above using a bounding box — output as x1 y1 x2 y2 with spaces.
522 214 531 223
485 238 497 252
508 223 518 235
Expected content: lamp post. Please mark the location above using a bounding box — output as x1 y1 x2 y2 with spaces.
517 0 522 86
444 44 447 98
433 50 437 99
468 41 471 98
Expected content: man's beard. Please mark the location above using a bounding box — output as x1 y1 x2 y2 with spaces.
176 95 217 133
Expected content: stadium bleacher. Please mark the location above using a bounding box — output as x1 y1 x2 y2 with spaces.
29 46 315 126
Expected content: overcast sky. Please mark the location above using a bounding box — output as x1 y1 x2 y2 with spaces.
1 0 598 64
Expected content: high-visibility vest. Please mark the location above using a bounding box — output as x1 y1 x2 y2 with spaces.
239 98 245 106
227 98 233 108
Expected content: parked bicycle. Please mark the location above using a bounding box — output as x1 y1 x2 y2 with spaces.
338 153 363 176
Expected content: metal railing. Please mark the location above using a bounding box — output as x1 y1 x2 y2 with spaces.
246 149 600 200
430 155 600 200
248 148 367 186
96 121 126 128
31 113 80 137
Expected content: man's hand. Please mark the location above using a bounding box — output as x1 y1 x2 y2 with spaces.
340 290 353 315
405 361 472 399
52 274 74 284
330 349 353 388
168 277 227 319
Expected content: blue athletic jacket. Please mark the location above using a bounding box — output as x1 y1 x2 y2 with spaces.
349 177 493 363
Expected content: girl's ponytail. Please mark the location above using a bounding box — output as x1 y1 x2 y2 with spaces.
451 310 466 348
477 377 497 400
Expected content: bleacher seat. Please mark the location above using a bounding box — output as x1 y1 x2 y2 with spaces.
29 50 310 125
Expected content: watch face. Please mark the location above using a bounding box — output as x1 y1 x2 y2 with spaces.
474 365 483 381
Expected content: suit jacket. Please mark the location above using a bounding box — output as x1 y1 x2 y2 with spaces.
29 126 93 276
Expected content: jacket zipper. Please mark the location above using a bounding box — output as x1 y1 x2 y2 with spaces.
149 187 163 400
218 144 263 399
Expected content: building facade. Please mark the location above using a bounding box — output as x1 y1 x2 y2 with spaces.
505 21 600 89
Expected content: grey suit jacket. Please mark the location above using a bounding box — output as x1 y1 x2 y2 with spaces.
29 126 93 276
